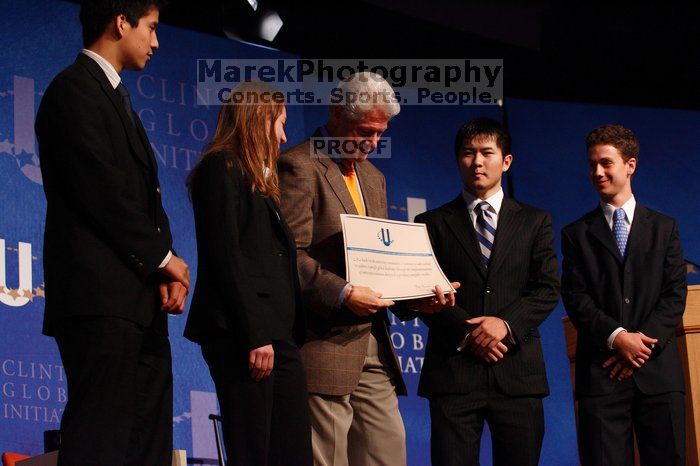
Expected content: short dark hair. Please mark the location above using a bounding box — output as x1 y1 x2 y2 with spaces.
80 0 168 48
454 117 511 158
586 124 640 162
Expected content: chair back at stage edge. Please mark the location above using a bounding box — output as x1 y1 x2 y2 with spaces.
2 453 30 466
9 451 186 466
13 451 56 466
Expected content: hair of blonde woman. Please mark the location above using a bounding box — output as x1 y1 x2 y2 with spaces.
188 81 285 203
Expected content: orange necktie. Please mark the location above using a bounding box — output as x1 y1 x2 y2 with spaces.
342 164 366 216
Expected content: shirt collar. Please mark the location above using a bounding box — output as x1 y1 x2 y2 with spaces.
81 49 121 89
600 194 636 226
462 187 504 215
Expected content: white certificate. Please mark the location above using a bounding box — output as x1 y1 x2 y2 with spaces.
340 214 455 301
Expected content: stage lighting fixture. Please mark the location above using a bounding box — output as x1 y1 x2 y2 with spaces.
259 11 283 42
222 0 283 44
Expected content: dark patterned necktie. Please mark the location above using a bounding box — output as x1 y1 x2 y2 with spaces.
116 82 135 127
475 201 496 266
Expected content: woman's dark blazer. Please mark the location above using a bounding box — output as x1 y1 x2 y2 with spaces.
184 152 305 350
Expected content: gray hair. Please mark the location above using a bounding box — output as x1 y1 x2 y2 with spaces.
332 72 401 121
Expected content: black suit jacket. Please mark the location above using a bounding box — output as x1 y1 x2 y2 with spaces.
415 195 560 398
184 152 306 351
561 204 687 397
35 53 173 335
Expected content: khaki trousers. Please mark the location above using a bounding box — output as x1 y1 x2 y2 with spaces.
308 333 406 466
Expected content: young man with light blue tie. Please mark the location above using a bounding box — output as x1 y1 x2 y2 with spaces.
562 124 687 466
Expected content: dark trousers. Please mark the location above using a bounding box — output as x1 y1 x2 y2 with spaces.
55 315 172 466
429 369 544 466
202 338 312 466
578 378 685 466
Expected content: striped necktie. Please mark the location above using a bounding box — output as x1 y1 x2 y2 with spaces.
613 208 629 258
475 201 496 266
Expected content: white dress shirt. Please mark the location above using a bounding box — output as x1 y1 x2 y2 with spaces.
601 195 636 349
81 49 121 89
462 187 504 231
81 49 172 269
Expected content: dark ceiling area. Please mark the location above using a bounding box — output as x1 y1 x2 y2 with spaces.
70 0 700 110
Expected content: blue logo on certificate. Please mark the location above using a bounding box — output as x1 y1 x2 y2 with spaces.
378 228 394 246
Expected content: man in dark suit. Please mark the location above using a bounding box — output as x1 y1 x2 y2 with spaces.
561 124 687 466
415 118 560 466
35 1 190 465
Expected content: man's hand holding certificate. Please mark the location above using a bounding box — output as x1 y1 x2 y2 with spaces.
341 215 458 309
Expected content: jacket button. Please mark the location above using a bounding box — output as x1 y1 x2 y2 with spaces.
156 187 161 194
624 298 631 304
485 287 492 294
157 227 161 233
137 262 143 268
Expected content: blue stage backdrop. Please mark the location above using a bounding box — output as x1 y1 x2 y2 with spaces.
2 1 700 464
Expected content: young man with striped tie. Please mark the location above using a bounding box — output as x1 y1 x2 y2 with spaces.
415 117 560 466
561 124 687 465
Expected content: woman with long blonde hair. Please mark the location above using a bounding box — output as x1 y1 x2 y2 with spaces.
184 81 311 466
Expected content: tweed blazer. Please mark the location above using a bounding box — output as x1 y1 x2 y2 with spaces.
278 132 406 396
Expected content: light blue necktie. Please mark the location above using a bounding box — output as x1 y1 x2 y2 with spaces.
475 201 496 266
613 208 628 258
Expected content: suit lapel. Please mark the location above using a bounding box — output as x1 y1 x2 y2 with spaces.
487 198 522 274
587 207 623 264
317 156 359 215
263 196 296 253
76 54 153 170
355 161 383 217
625 204 651 260
263 195 279 219
443 196 487 277
133 113 159 174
